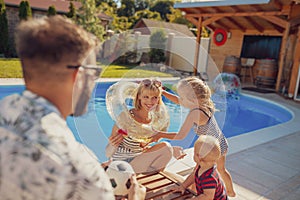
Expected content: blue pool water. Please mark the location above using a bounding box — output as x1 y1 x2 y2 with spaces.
0 82 293 162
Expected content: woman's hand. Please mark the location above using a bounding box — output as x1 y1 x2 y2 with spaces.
150 132 162 143
108 133 124 147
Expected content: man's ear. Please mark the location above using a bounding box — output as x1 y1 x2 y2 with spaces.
72 68 79 83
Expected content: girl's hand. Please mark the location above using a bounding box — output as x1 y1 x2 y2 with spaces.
173 146 187 160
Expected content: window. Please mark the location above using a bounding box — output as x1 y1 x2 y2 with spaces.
240 36 282 60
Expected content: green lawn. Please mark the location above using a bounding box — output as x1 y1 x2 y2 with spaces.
0 59 174 78
0 58 23 78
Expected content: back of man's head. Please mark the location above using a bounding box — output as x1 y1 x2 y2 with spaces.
16 15 96 64
15 16 98 82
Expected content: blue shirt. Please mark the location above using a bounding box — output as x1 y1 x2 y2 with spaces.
0 90 114 199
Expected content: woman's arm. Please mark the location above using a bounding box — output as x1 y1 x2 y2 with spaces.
105 124 123 158
162 90 180 105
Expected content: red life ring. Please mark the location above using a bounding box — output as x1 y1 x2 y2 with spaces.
213 29 227 46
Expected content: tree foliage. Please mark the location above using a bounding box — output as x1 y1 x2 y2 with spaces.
18 0 32 21
135 0 150 11
47 5 57 16
117 0 135 17
0 0 8 56
66 2 76 19
149 29 167 63
77 0 105 41
150 0 174 21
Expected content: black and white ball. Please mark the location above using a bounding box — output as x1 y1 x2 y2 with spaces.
105 161 135 196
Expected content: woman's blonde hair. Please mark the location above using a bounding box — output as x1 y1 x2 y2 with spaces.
177 77 215 115
134 79 163 110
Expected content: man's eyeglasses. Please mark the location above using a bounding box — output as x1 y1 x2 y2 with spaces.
141 79 162 88
67 65 102 80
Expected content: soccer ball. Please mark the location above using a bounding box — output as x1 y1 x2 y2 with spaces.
105 161 135 196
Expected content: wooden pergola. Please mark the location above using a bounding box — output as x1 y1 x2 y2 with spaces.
175 0 300 94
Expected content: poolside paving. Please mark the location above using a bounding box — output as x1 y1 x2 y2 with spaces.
227 130 300 200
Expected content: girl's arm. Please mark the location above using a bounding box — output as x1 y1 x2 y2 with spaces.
162 90 180 105
153 111 195 141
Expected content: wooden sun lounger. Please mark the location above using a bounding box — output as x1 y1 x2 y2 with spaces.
136 171 197 200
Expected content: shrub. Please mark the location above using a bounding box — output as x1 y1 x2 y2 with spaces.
149 29 167 63
19 1 32 20
66 2 76 20
47 5 57 16
0 0 9 56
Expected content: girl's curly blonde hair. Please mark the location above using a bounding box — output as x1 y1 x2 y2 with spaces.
177 77 215 116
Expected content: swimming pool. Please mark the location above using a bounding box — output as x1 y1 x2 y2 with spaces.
0 82 293 162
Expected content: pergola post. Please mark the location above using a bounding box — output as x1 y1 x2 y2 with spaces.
276 22 291 92
288 27 300 97
194 17 203 75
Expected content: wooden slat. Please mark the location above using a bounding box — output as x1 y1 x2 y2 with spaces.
136 171 197 200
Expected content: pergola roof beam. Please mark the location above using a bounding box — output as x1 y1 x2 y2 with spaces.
186 10 289 18
174 0 270 9
245 16 265 32
260 15 288 28
271 0 283 10
230 5 264 32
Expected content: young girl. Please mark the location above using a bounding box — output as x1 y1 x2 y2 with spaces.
154 77 236 197
106 78 183 174
173 135 228 200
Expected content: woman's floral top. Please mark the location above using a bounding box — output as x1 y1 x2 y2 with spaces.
0 90 114 200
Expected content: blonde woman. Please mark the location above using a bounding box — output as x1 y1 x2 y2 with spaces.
106 78 181 174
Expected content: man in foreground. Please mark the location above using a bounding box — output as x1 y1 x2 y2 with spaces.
0 16 145 199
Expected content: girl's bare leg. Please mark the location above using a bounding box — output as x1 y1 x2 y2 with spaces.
217 154 236 197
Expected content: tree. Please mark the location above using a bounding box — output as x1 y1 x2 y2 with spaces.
18 0 32 21
77 0 105 41
150 0 174 21
95 0 117 8
135 0 150 12
66 2 76 19
149 29 167 63
114 16 132 32
47 5 57 16
117 0 135 17
0 0 8 56
130 9 161 28
133 9 161 21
